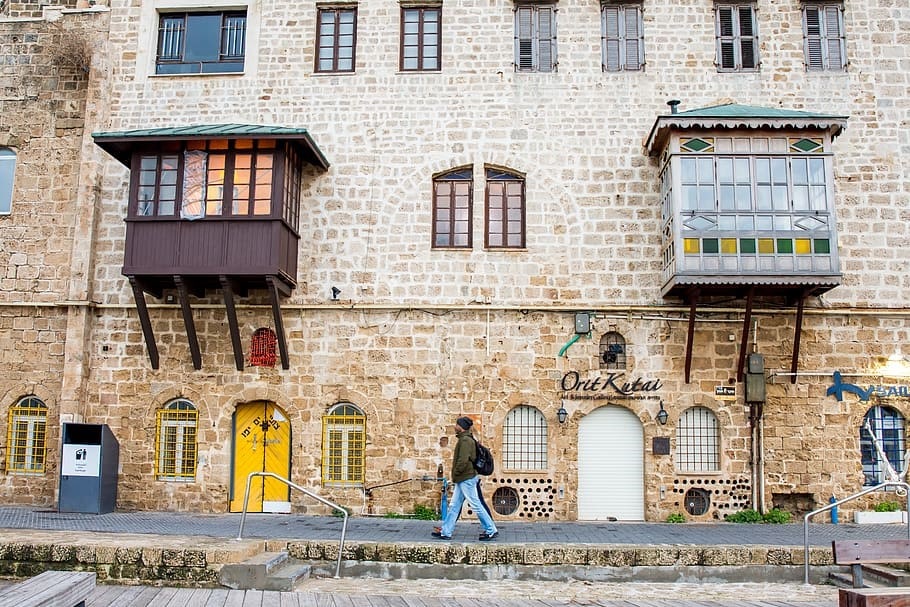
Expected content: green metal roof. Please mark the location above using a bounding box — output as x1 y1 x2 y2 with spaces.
92 124 330 170
645 103 849 155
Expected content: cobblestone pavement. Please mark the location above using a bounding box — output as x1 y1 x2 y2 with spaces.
0 505 906 545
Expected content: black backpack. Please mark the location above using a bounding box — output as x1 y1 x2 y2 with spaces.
473 438 494 476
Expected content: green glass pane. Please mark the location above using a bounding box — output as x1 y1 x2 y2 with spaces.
792 138 822 153
776 238 793 254
739 238 756 254
703 238 719 254
814 238 830 254
682 138 711 152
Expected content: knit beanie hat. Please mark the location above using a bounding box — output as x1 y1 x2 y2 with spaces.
456 416 473 430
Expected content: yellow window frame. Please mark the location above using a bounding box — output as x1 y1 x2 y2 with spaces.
155 400 198 481
6 397 48 474
322 404 366 486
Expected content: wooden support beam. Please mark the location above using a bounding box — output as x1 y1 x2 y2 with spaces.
790 292 807 384
684 288 699 384
174 275 202 371
128 276 159 370
737 287 755 382
266 276 290 370
220 275 245 371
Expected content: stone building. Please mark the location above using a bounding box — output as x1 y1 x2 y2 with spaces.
1 0 908 522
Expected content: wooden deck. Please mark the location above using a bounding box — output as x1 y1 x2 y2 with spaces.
82 586 836 607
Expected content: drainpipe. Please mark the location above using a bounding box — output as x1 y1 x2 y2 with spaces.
558 333 581 358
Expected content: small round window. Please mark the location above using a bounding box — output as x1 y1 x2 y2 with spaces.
492 486 520 516
684 487 711 516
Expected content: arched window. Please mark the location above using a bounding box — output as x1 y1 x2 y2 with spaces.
249 327 277 367
676 406 720 472
432 167 473 248
599 331 627 370
6 396 48 473
0 148 16 215
155 399 198 481
485 167 525 249
861 406 905 486
503 405 547 470
322 403 366 485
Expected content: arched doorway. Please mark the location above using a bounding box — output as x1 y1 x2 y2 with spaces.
230 401 291 513
577 404 644 520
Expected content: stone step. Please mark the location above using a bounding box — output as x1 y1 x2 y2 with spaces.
261 560 312 592
862 564 910 587
218 550 289 590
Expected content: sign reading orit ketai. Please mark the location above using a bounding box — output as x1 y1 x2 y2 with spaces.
559 371 662 400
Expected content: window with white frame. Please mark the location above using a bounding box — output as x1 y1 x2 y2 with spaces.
0 148 15 215
676 406 720 472
6 396 48 474
715 3 758 71
322 402 365 485
155 399 198 481
803 3 846 71
503 405 547 470
514 4 557 72
861 405 905 486
601 2 643 72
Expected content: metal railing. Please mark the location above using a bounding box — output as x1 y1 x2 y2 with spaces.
236 471 349 578
802 481 910 584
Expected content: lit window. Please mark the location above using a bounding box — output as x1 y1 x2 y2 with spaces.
861 406 905 486
322 403 365 486
401 7 441 71
515 4 557 72
503 405 547 470
715 3 758 72
676 407 720 472
156 11 246 75
6 397 48 474
601 3 643 72
155 399 198 481
0 148 15 215
316 7 357 73
803 3 846 71
433 168 472 248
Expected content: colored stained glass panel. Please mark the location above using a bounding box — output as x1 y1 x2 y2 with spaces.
795 239 811 254
739 238 756 254
721 238 737 254
777 238 793 254
814 239 830 254
702 238 719 254
758 238 774 254
684 238 700 254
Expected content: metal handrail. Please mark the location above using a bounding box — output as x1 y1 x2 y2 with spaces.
236 471 349 578
802 481 910 584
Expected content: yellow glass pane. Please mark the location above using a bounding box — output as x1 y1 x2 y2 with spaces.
758 238 775 254
684 238 700 254
721 238 737 254
235 139 253 149
795 239 811 254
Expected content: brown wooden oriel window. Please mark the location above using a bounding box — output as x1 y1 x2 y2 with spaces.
316 7 357 73
131 139 293 222
485 168 525 248
432 168 472 248
400 7 441 71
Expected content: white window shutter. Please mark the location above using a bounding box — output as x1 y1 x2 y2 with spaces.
824 6 844 69
538 6 555 72
738 6 757 69
624 6 642 70
804 6 824 70
717 6 736 69
516 6 536 70
602 6 621 71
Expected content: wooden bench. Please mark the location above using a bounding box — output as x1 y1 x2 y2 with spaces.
0 570 96 607
834 540 910 607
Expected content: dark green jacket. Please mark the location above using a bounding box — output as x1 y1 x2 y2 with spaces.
451 429 477 484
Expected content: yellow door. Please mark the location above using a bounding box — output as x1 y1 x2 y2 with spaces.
230 401 291 513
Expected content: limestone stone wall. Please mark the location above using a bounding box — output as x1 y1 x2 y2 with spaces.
0 0 907 520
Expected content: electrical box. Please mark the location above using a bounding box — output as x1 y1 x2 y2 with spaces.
574 312 590 334
745 353 766 403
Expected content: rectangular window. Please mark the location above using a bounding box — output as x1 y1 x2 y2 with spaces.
715 3 758 71
0 148 16 215
316 7 357 73
156 405 197 481
485 169 525 248
433 170 472 248
803 4 845 71
601 3 643 72
156 11 246 75
515 5 557 72
401 7 441 71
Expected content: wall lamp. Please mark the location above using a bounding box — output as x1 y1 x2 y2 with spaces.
557 406 568 424
330 286 341 301
656 400 669 426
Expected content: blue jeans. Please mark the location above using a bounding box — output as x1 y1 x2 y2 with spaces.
441 475 497 537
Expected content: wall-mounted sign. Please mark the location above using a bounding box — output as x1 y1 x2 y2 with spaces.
715 386 736 400
559 371 662 399
61 444 101 477
827 371 910 402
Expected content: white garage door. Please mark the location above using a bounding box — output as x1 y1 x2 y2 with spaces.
577 405 644 520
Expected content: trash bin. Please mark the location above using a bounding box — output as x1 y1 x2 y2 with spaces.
58 423 119 514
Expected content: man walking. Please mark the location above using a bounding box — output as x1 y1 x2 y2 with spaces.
432 416 498 541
